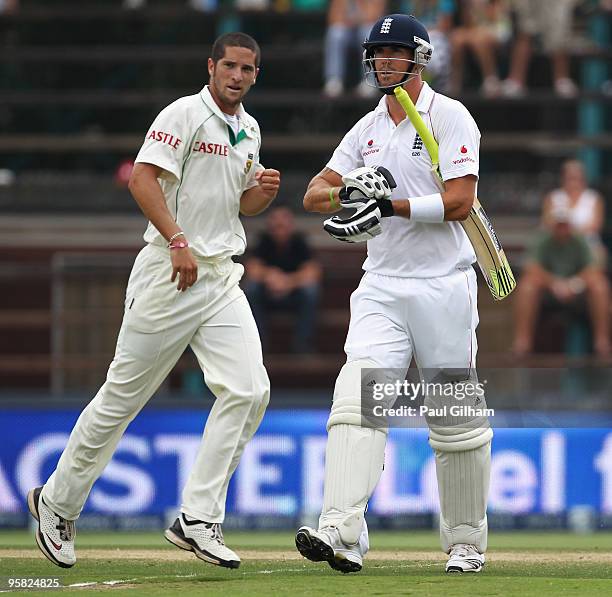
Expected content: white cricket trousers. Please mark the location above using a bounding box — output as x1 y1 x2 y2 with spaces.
345 268 479 371
42 243 270 523
320 267 491 553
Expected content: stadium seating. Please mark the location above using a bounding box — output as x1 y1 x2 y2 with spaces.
0 1 610 391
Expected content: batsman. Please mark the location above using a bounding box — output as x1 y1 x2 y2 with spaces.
295 13 495 574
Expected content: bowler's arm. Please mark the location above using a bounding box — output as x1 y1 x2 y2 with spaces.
128 163 183 241
240 168 281 216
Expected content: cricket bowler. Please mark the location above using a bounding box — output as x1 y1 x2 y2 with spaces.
27 32 280 570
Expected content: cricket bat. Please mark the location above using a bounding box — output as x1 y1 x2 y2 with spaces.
393 86 516 300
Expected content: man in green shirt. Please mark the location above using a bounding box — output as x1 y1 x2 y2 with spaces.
513 205 610 356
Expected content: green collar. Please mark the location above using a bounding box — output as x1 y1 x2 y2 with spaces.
227 125 247 146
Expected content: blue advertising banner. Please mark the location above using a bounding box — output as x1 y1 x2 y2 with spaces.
1 409 611 516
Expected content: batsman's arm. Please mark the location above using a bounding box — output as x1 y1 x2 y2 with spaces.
391 175 476 221
303 167 344 214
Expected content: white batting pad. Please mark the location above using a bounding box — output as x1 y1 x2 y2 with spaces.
435 441 491 553
319 423 386 545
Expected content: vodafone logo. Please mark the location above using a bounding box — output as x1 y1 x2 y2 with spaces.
452 156 475 165
453 145 474 164
363 139 379 156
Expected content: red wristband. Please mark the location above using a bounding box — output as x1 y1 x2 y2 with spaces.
169 241 188 250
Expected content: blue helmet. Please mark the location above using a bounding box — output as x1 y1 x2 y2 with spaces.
362 14 434 93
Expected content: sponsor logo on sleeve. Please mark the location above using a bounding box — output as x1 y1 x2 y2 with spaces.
452 144 475 165
146 130 182 150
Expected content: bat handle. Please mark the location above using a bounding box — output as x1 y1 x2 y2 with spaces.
431 166 445 192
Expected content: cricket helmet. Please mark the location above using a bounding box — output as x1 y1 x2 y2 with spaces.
362 14 434 93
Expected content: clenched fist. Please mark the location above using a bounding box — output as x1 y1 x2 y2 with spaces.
255 168 281 200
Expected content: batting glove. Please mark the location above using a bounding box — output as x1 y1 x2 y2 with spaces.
323 199 383 243
340 166 397 216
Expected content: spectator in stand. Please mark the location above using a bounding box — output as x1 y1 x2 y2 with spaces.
542 159 607 267
113 159 135 189
450 0 511 96
123 0 220 10
245 206 322 353
234 0 269 8
293 0 327 9
323 0 387 98
502 0 579 98
0 0 18 13
400 1 457 93
512 203 610 357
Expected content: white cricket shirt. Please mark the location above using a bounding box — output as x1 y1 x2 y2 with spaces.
328 82 479 278
135 86 262 258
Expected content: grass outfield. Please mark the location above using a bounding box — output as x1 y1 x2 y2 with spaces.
1 530 611 595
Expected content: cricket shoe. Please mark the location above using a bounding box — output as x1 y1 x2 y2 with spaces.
164 514 240 569
445 543 485 573
295 526 364 573
27 486 76 569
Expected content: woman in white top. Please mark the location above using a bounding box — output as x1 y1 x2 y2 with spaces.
542 159 606 267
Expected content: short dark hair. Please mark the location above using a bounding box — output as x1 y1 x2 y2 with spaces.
211 32 261 67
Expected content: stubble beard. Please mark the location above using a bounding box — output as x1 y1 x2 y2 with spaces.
211 76 248 110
